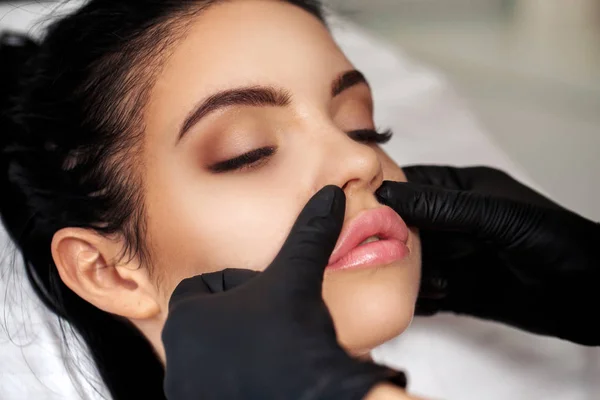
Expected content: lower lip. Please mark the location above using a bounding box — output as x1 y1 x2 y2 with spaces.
326 238 409 272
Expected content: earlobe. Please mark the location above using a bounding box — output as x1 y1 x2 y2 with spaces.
51 228 161 320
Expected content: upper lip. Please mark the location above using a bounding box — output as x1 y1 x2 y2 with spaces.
328 206 409 265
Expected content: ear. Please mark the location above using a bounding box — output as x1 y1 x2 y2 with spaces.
51 227 161 320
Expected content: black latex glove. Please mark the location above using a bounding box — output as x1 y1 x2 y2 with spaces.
162 186 406 400
376 165 600 346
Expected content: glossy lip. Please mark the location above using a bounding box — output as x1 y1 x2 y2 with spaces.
327 206 409 271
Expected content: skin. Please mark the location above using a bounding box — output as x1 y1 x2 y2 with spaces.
51 0 421 374
367 385 428 400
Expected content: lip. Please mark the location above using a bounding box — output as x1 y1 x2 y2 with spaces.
327 206 410 272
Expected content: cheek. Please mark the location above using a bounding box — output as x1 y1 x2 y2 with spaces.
146 177 306 298
375 146 407 183
195 194 294 270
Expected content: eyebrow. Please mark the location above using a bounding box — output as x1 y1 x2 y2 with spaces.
178 69 369 141
178 87 291 141
332 70 369 97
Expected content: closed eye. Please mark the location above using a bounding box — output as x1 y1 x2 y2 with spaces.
208 146 276 173
347 129 393 144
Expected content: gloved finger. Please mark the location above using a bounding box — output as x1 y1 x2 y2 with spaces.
376 180 476 229
457 167 562 210
264 185 346 293
403 165 562 210
404 165 519 190
376 181 540 245
403 165 466 189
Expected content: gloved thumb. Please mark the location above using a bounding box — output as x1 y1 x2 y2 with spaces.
264 185 346 294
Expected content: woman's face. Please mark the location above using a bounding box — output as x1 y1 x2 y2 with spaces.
143 0 421 354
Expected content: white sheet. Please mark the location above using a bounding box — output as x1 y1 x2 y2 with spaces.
1 3 598 400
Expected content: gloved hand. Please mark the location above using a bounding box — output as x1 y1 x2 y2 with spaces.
162 186 407 400
377 166 600 346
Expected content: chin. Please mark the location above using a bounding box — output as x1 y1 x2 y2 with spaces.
323 232 421 354
339 304 415 356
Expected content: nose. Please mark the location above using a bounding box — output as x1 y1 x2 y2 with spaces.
315 127 384 198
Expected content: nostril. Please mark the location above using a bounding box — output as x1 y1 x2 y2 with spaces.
341 178 359 191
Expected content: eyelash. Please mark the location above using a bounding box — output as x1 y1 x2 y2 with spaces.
209 146 276 173
209 128 393 173
347 128 393 144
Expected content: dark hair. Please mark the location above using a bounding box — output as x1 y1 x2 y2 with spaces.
0 1 324 399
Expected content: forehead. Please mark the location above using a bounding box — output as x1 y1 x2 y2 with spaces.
149 0 353 110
